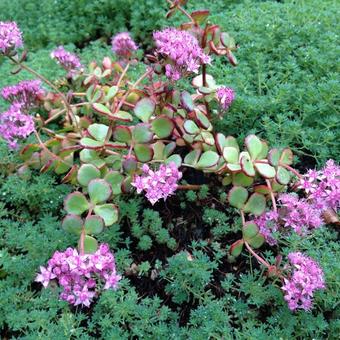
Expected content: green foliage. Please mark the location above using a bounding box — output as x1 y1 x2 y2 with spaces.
0 0 339 338
160 247 218 304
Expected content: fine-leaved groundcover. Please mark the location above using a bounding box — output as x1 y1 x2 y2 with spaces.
0 0 339 338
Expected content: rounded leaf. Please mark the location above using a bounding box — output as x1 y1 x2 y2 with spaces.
223 147 239 164
84 215 104 235
244 193 266 216
62 214 83 235
196 151 219 168
64 192 89 215
276 166 291 185
183 120 200 135
80 235 98 254
268 148 281 167
229 239 244 257
134 98 155 122
80 137 104 149
240 153 255 177
134 144 154 163
280 148 293 165
112 126 132 143
228 186 248 209
242 222 259 241
77 164 101 186
88 123 109 142
184 149 201 165
245 134 263 160
151 116 174 138
94 203 119 226
105 171 124 195
247 233 265 249
180 91 194 111
88 179 112 204
132 123 154 143
254 163 276 179
232 172 254 187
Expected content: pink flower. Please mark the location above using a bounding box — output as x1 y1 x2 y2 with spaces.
282 252 325 311
0 21 23 54
35 266 56 288
111 32 138 58
0 103 35 148
278 194 323 235
1 80 44 109
216 87 235 110
254 210 279 246
153 28 210 80
131 162 182 205
51 46 82 77
36 244 121 307
300 160 340 211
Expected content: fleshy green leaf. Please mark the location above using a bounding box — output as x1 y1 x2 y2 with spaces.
77 164 101 186
88 123 109 142
92 103 111 116
240 152 255 177
183 120 200 135
180 91 194 111
232 172 254 187
276 166 291 185
229 239 244 257
254 162 276 178
134 144 154 162
280 148 293 165
228 186 248 209
134 98 155 122
248 233 265 249
165 154 182 167
268 148 281 167
244 193 266 216
84 215 104 235
196 151 219 168
104 171 124 195
94 203 119 226
88 179 112 204
242 222 259 241
184 149 201 165
81 235 98 254
223 147 239 164
112 126 132 143
64 192 89 215
245 134 263 160
132 123 154 143
80 138 104 149
62 214 83 235
151 116 174 138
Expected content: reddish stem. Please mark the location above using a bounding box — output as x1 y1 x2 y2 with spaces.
177 184 201 190
265 179 277 213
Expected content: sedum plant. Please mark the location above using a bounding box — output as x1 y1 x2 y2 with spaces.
0 0 338 310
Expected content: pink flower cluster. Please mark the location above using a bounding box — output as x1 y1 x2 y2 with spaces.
282 252 325 311
254 210 279 246
51 46 82 77
278 194 323 235
0 21 23 54
2 80 44 109
35 244 121 307
132 162 182 205
216 86 235 110
300 159 340 211
153 28 211 81
111 32 138 58
0 103 34 149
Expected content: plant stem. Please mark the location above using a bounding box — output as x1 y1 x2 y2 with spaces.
177 184 201 190
8 56 79 129
280 163 303 179
33 129 68 165
244 241 271 269
266 179 277 213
